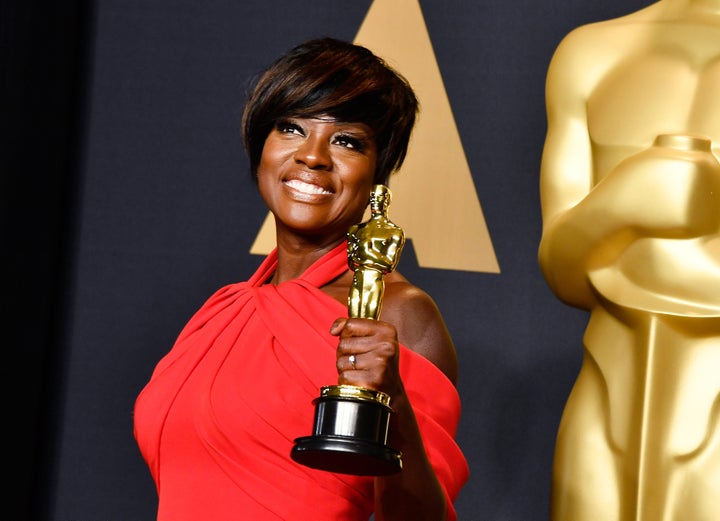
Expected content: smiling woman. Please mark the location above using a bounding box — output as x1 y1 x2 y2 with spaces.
256 116 377 247
133 37 468 521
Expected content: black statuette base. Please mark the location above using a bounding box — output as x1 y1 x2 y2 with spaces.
292 435 401 475
291 387 402 476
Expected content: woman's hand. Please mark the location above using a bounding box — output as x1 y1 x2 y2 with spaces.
330 317 404 400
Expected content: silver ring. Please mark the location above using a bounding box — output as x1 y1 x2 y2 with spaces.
348 354 356 370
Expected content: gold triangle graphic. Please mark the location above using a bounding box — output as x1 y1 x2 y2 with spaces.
250 0 499 273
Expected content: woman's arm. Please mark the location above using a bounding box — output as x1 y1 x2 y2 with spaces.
331 280 460 520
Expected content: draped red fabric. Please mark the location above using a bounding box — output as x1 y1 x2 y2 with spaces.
134 242 468 520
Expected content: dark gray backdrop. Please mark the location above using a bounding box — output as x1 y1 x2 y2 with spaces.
6 0 654 519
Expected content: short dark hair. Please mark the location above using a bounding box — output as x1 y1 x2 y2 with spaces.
241 37 419 185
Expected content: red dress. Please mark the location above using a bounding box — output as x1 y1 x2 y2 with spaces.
134 242 468 520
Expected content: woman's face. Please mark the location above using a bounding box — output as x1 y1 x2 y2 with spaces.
257 116 378 241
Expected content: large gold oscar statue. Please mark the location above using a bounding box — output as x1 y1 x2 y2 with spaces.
537 2 720 520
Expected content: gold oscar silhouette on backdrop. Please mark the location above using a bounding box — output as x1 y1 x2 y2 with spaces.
537 1 720 520
291 184 406 476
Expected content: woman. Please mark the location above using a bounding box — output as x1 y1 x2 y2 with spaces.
134 37 468 521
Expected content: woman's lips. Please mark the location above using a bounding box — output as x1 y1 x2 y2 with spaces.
285 178 332 195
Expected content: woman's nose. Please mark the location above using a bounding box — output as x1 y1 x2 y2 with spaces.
294 135 332 169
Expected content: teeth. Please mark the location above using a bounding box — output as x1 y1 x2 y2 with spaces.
286 179 331 195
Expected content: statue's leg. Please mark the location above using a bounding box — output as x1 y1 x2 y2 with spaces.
551 351 622 521
661 317 720 521
670 445 720 521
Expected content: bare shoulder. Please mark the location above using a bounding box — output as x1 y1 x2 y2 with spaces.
380 272 458 384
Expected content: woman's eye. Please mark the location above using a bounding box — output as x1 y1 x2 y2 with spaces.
333 134 364 151
276 121 303 135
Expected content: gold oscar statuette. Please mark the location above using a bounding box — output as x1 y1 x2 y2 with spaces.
291 184 405 475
